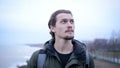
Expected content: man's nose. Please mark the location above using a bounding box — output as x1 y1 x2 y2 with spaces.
67 22 73 28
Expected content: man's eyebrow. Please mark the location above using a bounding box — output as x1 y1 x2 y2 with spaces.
61 18 74 20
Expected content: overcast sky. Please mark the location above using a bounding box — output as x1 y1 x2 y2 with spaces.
0 0 120 45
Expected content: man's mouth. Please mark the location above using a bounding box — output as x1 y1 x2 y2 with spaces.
65 30 74 33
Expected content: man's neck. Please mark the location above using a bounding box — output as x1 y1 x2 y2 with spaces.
54 39 73 54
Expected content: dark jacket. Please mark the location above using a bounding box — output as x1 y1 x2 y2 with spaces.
27 39 94 68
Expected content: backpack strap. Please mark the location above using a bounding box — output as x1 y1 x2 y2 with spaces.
37 49 46 68
37 49 89 68
86 50 89 68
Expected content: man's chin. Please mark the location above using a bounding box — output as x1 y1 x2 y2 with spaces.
64 36 74 40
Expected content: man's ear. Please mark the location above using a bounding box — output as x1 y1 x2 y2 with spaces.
50 25 55 32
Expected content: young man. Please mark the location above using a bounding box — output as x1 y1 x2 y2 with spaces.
27 9 94 68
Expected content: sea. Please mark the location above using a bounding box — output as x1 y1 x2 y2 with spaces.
0 45 41 68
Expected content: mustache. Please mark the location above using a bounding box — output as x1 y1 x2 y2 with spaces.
65 30 74 32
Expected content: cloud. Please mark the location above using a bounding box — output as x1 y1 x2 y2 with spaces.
0 0 120 45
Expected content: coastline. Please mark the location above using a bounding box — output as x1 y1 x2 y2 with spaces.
0 45 41 68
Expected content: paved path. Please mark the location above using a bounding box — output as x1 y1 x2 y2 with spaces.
94 59 120 68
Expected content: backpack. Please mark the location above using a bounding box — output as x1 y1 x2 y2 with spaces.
37 49 89 68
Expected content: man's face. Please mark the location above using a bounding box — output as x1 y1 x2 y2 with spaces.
50 13 75 40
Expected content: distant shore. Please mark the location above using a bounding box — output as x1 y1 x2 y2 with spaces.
26 43 44 48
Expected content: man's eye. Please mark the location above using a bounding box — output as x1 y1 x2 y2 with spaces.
61 19 68 24
63 19 68 22
70 19 74 24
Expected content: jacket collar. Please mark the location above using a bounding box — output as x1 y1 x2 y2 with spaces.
44 39 86 61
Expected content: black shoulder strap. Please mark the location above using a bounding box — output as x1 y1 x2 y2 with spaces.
37 49 46 68
86 50 89 68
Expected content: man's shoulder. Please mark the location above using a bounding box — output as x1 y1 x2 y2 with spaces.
30 49 40 59
32 48 46 56
73 39 86 45
73 39 86 49
28 49 45 64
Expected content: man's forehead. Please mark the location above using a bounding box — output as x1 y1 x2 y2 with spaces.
56 13 73 19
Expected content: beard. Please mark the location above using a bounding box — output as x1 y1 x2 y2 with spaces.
63 36 74 40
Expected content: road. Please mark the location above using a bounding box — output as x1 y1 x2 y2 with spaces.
94 59 120 68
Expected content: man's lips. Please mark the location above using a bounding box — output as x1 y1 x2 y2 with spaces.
65 30 74 33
